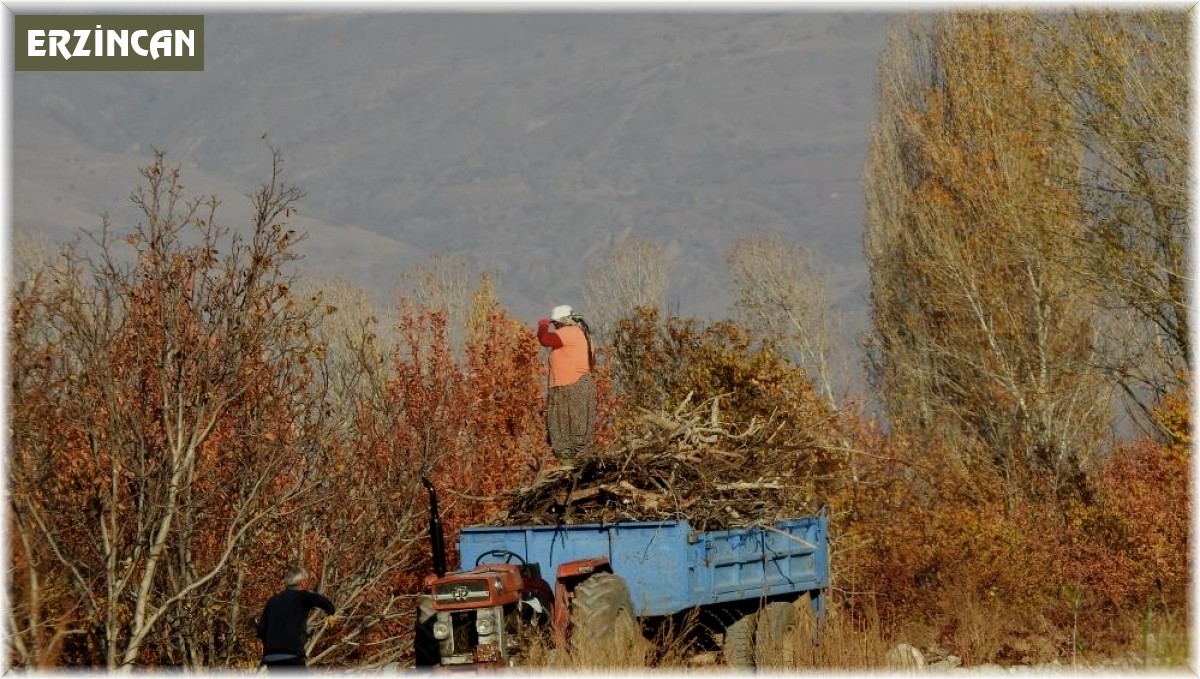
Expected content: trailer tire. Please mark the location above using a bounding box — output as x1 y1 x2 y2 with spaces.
569 572 644 665
722 612 758 669
754 601 799 668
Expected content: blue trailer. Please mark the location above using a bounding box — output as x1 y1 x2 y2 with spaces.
416 478 830 670
458 516 829 619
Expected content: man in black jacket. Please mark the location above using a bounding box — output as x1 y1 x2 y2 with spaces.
257 565 336 672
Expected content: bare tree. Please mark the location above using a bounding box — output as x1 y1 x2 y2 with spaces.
302 276 393 436
726 234 842 407
395 254 485 357
582 236 669 345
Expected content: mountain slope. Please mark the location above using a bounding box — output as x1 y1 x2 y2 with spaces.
13 12 892 331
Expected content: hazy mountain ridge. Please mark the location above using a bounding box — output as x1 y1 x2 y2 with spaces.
13 12 892 328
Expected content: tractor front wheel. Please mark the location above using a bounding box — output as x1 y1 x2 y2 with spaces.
568 572 645 666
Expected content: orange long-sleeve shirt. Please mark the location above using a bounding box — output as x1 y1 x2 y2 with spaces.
537 323 590 387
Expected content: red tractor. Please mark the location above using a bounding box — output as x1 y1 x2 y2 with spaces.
414 478 639 668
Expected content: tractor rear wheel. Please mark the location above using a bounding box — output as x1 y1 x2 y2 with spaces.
569 572 644 666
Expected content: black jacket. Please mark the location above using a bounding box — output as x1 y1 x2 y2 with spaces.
256 587 336 657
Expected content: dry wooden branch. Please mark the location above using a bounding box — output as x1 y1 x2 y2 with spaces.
714 481 783 491
492 397 830 529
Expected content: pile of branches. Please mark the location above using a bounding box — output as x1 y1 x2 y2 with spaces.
491 394 834 530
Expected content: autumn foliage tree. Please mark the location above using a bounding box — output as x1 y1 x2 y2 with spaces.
7 147 603 668
848 9 1190 663
280 277 427 669
363 276 549 564
834 388 1189 664
864 11 1111 488
1034 10 1191 431
9 148 330 669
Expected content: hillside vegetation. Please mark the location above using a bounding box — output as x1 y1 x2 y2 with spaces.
7 9 1189 670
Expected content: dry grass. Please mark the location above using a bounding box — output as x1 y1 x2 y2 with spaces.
520 596 898 671
1136 608 1190 669
522 619 649 670
769 601 894 671
516 593 1194 672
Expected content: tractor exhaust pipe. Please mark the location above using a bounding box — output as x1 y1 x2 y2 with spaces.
421 477 448 578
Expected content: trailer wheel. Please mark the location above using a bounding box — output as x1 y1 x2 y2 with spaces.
754 601 799 668
569 572 644 665
722 612 758 669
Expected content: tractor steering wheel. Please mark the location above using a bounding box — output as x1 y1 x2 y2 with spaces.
474 549 527 567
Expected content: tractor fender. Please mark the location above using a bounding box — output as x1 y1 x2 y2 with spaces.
556 557 611 580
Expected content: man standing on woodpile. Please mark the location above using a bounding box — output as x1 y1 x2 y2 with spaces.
537 305 596 470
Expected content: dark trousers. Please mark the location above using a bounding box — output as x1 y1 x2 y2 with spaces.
262 655 307 672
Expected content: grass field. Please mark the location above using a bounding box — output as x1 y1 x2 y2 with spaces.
521 594 1191 672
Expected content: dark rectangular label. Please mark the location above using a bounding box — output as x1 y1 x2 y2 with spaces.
15 15 204 71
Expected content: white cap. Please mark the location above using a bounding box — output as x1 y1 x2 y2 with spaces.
550 305 573 322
